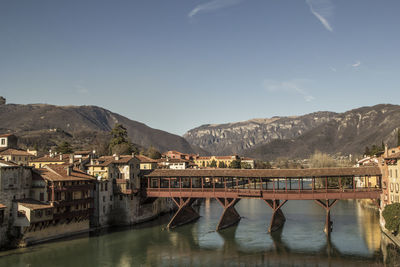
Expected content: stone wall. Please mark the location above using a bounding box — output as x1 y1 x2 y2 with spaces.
20 219 90 246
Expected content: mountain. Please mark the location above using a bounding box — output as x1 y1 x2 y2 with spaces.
184 104 400 160
0 103 195 154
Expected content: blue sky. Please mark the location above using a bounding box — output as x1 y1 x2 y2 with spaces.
1 0 399 135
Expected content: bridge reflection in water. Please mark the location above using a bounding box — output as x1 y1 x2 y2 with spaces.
144 167 382 235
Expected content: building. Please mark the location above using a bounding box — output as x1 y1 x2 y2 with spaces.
383 147 400 205
163 151 196 161
0 134 18 149
0 163 32 248
135 155 158 170
158 158 189 169
12 164 96 246
0 148 36 166
241 157 255 169
194 155 240 168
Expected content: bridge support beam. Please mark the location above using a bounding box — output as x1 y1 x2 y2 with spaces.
167 197 199 229
215 198 241 231
314 199 338 235
264 200 288 233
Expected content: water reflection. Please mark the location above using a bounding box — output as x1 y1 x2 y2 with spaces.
0 199 397 267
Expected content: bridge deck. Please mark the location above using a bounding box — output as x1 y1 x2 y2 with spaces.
144 166 382 200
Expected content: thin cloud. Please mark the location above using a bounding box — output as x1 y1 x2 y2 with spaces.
330 67 337 72
75 84 89 94
352 61 361 68
306 0 334 32
188 0 244 18
264 79 315 102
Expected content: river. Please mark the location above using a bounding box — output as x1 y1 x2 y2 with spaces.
0 199 399 266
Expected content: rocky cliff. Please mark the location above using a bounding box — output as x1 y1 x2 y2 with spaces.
184 104 400 160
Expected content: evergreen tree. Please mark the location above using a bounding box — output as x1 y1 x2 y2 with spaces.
382 203 400 234
109 124 133 155
56 141 74 154
230 159 241 169
210 159 217 168
364 146 370 156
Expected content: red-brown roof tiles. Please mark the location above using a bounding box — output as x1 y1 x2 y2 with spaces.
40 165 95 181
17 199 52 210
145 166 381 178
0 148 34 156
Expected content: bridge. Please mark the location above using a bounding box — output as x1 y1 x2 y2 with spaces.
143 166 382 235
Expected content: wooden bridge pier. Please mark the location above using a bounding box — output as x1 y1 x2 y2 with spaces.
264 199 288 232
314 199 338 235
215 198 241 231
167 197 200 229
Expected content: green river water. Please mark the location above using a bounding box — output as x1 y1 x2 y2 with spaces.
0 199 399 267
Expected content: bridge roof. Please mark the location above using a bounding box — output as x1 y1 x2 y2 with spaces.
145 166 381 178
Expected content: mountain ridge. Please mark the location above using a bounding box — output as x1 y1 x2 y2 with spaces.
184 104 400 160
0 103 196 154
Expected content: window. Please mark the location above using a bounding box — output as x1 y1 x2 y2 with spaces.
103 196 106 202
110 196 113 201
396 183 399 193
390 170 393 178
103 206 106 213
100 183 103 191
119 195 123 201
40 193 44 201
397 170 398 179
105 183 108 191
0 139 5 145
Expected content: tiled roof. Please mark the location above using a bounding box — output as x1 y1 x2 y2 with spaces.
30 156 67 163
17 199 52 210
145 166 382 178
0 148 34 156
135 155 158 163
0 134 14 138
0 159 18 166
39 165 95 181
385 152 400 159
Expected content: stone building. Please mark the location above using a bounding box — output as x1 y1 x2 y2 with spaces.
0 163 32 248
13 164 96 246
87 155 173 228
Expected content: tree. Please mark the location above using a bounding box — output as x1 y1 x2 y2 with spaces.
146 146 161 159
218 161 226 168
229 159 241 169
210 159 217 168
382 203 400 235
241 162 252 169
309 151 337 168
364 146 370 156
254 160 272 169
202 161 205 167
56 141 74 154
109 124 134 155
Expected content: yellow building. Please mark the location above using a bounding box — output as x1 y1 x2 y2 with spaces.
135 155 158 170
0 148 36 166
29 155 68 168
384 148 400 204
194 155 240 168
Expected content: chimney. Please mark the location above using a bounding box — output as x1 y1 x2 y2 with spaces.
385 144 388 157
59 154 63 160
115 155 120 161
69 154 74 164
67 165 73 176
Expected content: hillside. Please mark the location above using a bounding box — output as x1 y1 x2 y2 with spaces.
184 104 400 160
0 103 196 154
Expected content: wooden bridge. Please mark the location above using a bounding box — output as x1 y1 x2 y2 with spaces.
144 166 382 235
